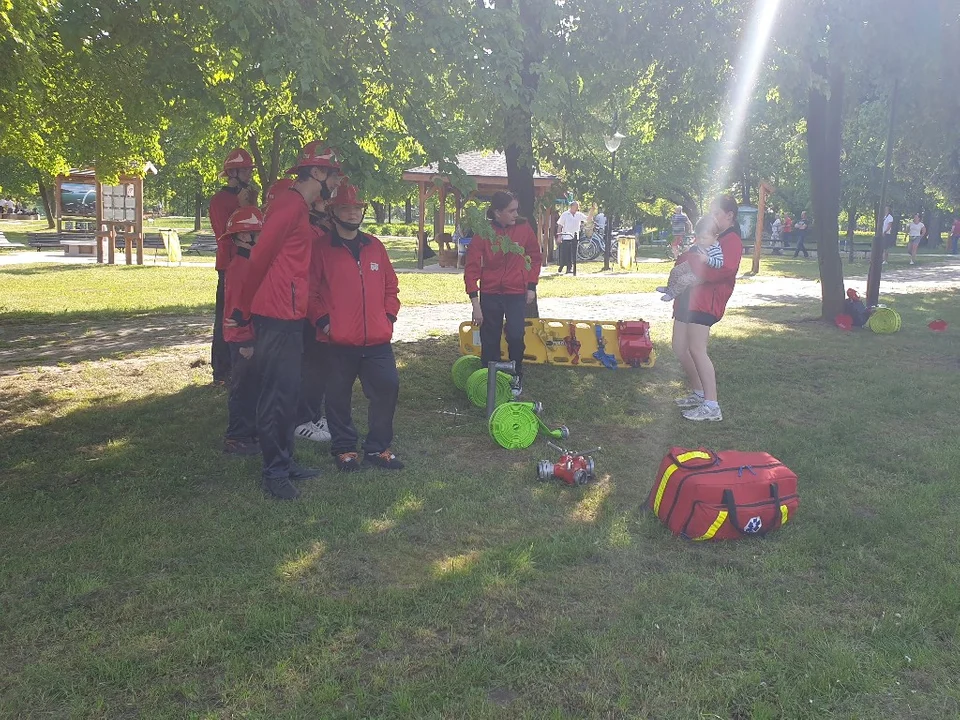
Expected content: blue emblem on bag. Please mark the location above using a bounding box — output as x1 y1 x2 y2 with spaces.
744 516 763 534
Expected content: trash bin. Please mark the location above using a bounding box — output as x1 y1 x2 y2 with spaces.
617 234 635 269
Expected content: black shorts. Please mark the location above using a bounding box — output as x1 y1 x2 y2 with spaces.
674 291 719 327
883 234 896 249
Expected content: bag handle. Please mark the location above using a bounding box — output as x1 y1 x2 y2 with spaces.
668 447 720 469
722 483 784 537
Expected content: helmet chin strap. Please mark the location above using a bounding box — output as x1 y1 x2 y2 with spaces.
333 208 365 233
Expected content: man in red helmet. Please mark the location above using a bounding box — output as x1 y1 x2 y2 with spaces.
309 183 403 472
239 141 344 500
209 148 259 384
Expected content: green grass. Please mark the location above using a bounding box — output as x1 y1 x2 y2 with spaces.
2 283 960 718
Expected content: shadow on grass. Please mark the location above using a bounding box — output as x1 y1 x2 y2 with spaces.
0 313 213 372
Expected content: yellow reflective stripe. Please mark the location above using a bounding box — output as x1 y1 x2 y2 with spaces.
780 504 789 525
694 510 728 541
652 451 713 514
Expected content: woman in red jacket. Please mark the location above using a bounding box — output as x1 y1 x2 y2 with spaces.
672 194 742 422
464 191 542 396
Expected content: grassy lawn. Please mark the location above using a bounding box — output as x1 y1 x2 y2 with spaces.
2 280 959 718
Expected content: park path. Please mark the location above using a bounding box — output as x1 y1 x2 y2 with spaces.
2 261 959 373
392 261 960 341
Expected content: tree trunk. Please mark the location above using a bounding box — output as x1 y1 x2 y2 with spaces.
37 174 55 228
500 0 544 263
268 127 282 185
404 197 412 223
807 58 846 320
195 192 203 231
372 201 387 223
247 133 267 186
846 203 857 261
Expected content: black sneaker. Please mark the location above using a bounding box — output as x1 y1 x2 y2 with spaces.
223 438 260 456
365 449 404 470
510 375 523 397
288 463 321 480
262 475 300 500
336 452 361 472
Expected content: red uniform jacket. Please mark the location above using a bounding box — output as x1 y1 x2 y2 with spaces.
223 248 255 344
209 188 241 271
308 229 400 347
240 189 313 321
464 220 542 297
677 226 742 320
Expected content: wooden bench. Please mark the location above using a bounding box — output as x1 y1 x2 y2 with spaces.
27 232 64 250
0 231 26 250
184 232 218 255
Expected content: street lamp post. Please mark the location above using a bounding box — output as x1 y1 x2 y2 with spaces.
602 132 625 271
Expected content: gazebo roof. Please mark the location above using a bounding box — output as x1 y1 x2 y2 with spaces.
403 151 557 187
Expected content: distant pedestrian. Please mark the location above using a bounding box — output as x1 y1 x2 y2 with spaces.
782 213 793 248
670 205 693 258
906 213 926 265
950 217 960 255
556 201 589 274
882 206 895 264
771 214 783 255
793 211 809 258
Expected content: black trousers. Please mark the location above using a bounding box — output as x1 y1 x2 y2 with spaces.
253 316 303 480
326 343 399 456
211 270 232 381
297 321 328 426
557 240 573 272
480 292 526 377
226 341 258 441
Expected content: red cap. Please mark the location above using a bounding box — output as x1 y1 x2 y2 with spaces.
262 178 295 211
219 206 264 241
327 183 365 208
284 141 342 175
220 148 254 178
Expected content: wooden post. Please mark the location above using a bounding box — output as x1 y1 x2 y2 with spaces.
108 226 116 265
752 181 774 274
134 179 144 265
417 182 426 270
434 183 447 250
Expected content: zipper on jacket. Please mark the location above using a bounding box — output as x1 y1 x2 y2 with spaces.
291 282 296 315
358 258 368 345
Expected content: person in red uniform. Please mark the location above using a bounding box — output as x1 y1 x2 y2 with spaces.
671 194 742 422
464 191 542 396
220 206 264 457
308 183 403 472
238 141 344 499
294 187 340 444
261 178 294 215
209 148 259 384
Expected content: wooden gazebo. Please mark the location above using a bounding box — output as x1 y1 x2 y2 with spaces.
402 151 558 269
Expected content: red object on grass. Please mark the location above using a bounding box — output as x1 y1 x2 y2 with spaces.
928 320 948 332
835 314 853 331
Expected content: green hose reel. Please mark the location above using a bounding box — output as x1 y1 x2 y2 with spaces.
452 355 483 391
868 307 901 334
465 368 513 409
488 402 570 450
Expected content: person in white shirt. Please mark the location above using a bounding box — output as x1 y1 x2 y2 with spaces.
771 214 783 255
556 201 590 274
906 213 926 265
882 206 895 264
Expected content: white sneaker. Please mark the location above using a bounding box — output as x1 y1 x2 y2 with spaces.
674 393 703 409
295 418 331 442
909 260 915 265
682 403 722 422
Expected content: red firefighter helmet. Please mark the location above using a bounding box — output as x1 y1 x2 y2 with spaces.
219 148 255 178
262 178 295 211
284 141 342 175
219 205 264 241
327 182 366 209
